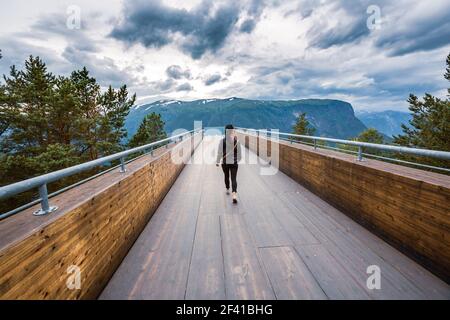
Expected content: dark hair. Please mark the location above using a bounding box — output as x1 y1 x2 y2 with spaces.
225 124 234 130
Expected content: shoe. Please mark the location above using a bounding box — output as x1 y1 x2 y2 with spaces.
226 188 230 195
232 192 238 204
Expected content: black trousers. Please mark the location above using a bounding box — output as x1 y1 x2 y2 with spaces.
221 164 238 192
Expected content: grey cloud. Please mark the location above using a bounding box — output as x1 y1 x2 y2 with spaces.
4 12 137 88
239 0 267 33
375 7 450 56
176 82 194 91
29 12 100 53
284 0 321 19
0 12 95 77
0 38 138 90
152 78 175 92
305 0 450 56
239 19 256 33
150 78 193 94
0 38 69 77
308 17 369 49
110 0 241 59
166 65 191 79
62 46 137 88
204 73 223 86
306 0 375 49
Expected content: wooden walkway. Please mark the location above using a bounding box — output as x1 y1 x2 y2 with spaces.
100 137 450 300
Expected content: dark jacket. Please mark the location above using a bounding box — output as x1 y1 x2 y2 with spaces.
216 136 242 165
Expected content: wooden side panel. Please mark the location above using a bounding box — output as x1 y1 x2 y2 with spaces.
0 134 202 299
237 132 450 283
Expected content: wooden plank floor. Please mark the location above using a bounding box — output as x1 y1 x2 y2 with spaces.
99 137 450 300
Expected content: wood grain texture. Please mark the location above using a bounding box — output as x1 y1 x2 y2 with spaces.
0 133 202 299
237 132 450 283
101 137 449 299
259 246 327 299
185 215 226 300
295 244 370 300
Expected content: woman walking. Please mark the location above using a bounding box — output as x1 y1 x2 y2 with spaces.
216 124 242 204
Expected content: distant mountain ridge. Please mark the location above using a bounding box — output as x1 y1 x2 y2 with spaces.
125 97 368 140
356 110 412 138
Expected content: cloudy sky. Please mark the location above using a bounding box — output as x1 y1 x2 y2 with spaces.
1 0 449 111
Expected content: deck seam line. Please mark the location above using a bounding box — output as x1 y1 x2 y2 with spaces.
236 180 278 299
290 246 330 299
288 189 427 298
183 152 205 300
281 190 377 297
246 156 323 247
218 215 227 299
297 190 438 296
257 245 294 249
238 151 285 300
244 147 342 300
245 156 330 299
256 246 279 300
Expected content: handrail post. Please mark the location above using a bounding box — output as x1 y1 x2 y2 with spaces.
357 146 363 161
314 139 317 150
33 183 57 216
120 157 126 172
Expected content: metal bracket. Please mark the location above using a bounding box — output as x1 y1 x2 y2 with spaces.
33 184 58 216
357 146 364 161
119 157 126 173
33 206 58 216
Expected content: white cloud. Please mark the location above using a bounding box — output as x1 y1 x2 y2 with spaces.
0 0 449 111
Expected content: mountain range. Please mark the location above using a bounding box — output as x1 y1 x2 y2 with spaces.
125 98 368 140
356 110 412 138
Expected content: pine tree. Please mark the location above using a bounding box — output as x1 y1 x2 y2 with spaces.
0 56 56 155
128 113 167 148
0 56 136 212
393 53 450 168
69 67 102 160
356 128 384 144
446 53 450 95
337 128 384 155
68 68 136 159
292 112 315 143
292 113 315 136
98 85 136 155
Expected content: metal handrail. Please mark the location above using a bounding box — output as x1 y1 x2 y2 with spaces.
0 148 155 221
0 129 202 216
274 136 450 173
236 127 450 161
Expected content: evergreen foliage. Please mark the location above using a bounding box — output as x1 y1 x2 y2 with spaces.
0 56 136 212
128 112 167 148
